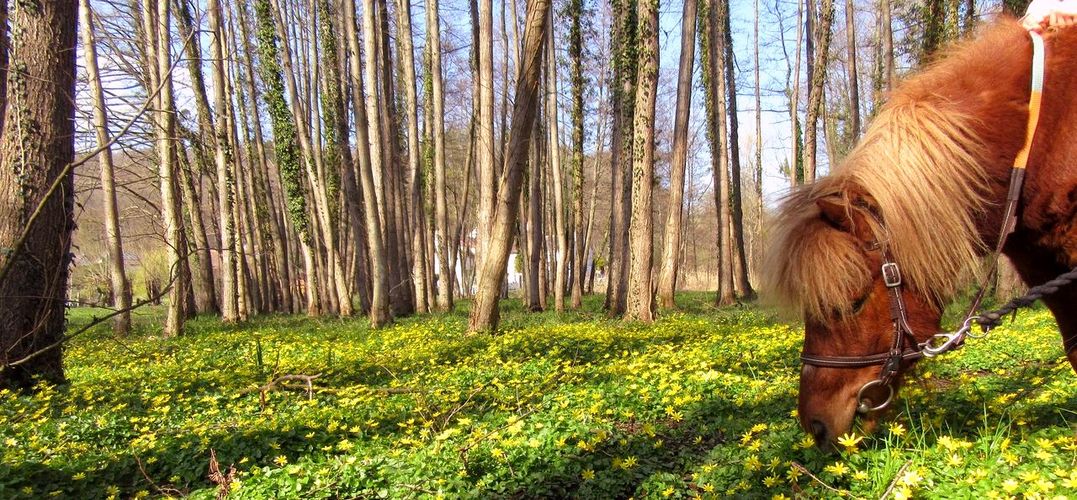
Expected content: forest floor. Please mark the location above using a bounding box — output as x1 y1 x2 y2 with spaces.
2 293 1076 498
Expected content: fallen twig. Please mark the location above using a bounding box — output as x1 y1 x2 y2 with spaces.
880 461 912 500
240 373 323 401
791 461 852 498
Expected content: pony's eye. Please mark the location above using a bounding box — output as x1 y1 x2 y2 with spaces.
850 294 870 313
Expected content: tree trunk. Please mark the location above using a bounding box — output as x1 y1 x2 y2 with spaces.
721 0 754 299
0 0 76 387
467 0 550 333
150 0 186 336
845 0 860 140
789 0 804 188
427 0 454 312
346 0 391 326
703 0 734 306
802 0 833 183
624 0 658 323
395 0 428 313
254 0 319 317
882 0 893 91
81 0 132 335
568 0 585 309
476 0 496 262
605 0 637 315
656 0 696 309
208 0 239 322
545 20 567 313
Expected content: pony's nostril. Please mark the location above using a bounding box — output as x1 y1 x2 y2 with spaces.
810 420 828 444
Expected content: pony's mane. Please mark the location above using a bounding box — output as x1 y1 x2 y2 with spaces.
764 21 1026 320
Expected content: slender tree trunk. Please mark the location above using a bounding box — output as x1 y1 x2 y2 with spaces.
81 0 132 335
624 0 658 323
175 0 221 315
427 0 454 312
754 0 763 279
882 0 893 91
151 0 186 336
208 0 239 322
790 0 803 188
703 0 733 306
395 0 428 313
467 0 550 333
527 121 544 311
0 0 76 387
545 21 567 313
845 0 860 140
346 0 391 326
254 0 319 317
721 0 754 299
802 0 833 183
656 0 696 309
568 0 585 309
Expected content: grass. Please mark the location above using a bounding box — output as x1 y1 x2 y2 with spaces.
0 292 1074 498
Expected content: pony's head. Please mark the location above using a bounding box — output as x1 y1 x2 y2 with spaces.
765 97 994 446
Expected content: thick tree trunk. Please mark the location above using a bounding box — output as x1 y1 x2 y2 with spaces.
467 0 550 333
81 0 132 335
476 0 496 262
0 0 77 387
605 0 636 315
624 0 658 323
656 0 696 309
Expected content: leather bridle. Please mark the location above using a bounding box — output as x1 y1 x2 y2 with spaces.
799 233 931 414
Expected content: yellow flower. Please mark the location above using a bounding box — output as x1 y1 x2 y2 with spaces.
662 486 675 497
1001 478 1019 493
888 423 906 437
582 469 595 481
824 462 848 477
893 486 912 500
837 432 864 452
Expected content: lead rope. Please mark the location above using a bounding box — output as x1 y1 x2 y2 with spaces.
925 30 1077 358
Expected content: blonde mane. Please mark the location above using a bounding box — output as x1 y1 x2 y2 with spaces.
764 26 1014 320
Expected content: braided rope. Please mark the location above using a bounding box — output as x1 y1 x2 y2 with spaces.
976 266 1077 329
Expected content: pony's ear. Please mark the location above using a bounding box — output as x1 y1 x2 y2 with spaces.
816 195 857 232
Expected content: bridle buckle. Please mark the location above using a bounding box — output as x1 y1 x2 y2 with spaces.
882 262 902 288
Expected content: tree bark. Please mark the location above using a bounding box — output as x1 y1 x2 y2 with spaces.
426 0 454 313
81 0 132 335
0 0 77 387
624 0 658 323
208 0 239 322
845 0 860 140
802 0 833 183
476 0 496 262
467 0 550 333
721 0 754 299
151 0 187 336
346 0 391 326
254 0 319 317
568 0 585 309
656 0 696 310
605 0 636 315
703 0 734 306
545 20 567 313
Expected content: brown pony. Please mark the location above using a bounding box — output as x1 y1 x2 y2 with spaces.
764 19 1077 446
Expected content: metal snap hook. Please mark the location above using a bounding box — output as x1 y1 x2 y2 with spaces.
922 331 961 357
856 380 895 414
964 315 989 339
